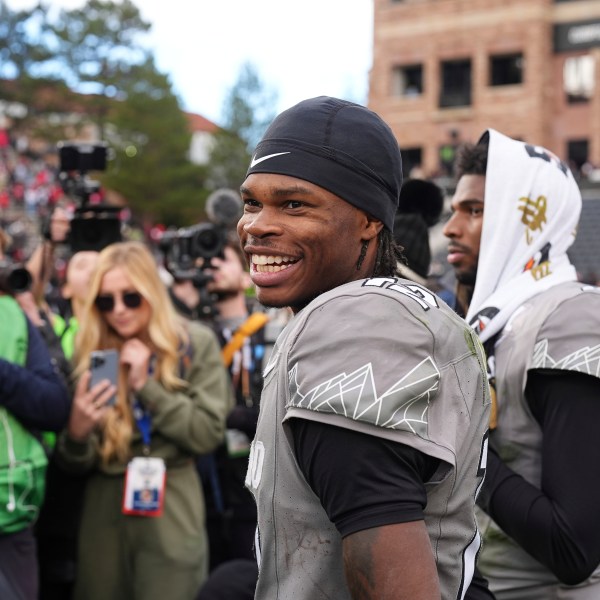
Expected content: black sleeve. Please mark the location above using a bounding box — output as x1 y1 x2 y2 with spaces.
0 318 71 432
289 418 440 538
477 369 600 585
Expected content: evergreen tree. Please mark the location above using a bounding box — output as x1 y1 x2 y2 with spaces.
0 0 65 124
47 0 151 136
0 1 53 80
0 0 220 226
206 62 278 190
221 62 278 151
100 57 207 226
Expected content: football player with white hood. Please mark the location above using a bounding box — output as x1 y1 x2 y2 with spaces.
444 129 600 599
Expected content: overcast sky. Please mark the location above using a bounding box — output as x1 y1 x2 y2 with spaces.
9 0 374 125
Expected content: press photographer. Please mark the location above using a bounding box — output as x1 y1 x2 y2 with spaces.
23 141 125 600
26 142 122 319
158 189 292 580
159 188 243 321
15 140 122 383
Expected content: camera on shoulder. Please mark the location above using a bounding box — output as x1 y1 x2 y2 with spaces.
56 141 122 253
58 141 108 173
159 189 243 282
159 222 226 281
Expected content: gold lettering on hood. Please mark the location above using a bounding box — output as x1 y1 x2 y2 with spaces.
518 195 547 244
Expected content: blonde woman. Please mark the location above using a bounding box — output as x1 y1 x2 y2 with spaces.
55 241 231 600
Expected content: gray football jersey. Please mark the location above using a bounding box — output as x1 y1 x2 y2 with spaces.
246 277 491 600
477 282 600 599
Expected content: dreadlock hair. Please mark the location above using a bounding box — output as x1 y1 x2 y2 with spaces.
373 228 405 278
454 135 490 181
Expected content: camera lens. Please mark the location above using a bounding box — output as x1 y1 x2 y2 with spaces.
191 225 223 259
7 268 32 294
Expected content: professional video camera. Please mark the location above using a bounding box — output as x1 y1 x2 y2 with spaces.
159 223 226 281
0 260 32 295
57 141 122 253
159 188 243 282
159 189 243 319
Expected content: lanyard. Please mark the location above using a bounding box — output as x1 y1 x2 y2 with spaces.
133 356 156 455
133 400 152 455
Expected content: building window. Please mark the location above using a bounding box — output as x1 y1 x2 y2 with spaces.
567 139 589 173
564 55 595 103
490 53 524 86
438 130 461 176
439 59 471 108
400 147 423 178
392 64 423 97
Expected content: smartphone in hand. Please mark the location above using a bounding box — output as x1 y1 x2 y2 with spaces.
89 349 119 406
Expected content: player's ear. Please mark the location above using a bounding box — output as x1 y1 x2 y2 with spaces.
361 212 384 242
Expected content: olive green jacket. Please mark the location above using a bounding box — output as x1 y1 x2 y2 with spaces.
56 321 233 475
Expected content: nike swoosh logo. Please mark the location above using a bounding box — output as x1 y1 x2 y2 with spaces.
250 152 291 169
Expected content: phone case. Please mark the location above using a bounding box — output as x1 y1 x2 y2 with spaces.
89 349 119 406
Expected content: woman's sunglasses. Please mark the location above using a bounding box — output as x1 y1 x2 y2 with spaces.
94 291 143 313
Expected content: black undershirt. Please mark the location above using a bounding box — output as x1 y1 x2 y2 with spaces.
290 420 439 538
290 419 495 599
478 369 600 585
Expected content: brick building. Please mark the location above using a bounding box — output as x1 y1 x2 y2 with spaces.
368 0 600 179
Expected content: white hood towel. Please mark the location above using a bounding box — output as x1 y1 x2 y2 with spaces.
466 129 581 344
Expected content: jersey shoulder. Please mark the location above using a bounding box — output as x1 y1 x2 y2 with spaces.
281 278 482 457
289 277 460 361
532 284 600 377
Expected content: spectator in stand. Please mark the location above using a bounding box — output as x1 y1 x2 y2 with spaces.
0 126 10 158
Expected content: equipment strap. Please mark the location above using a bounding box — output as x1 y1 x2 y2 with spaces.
221 312 269 367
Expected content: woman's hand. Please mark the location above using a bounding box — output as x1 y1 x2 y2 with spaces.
120 338 152 392
68 371 115 442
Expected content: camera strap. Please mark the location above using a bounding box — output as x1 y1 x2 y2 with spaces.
221 312 270 368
